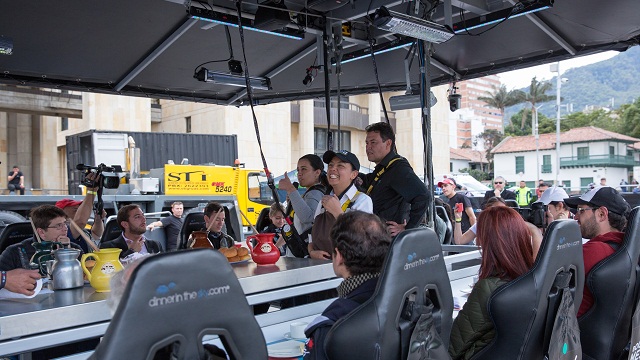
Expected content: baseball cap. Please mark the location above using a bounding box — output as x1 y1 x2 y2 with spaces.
536 186 569 205
322 150 360 170
564 186 631 216
55 199 82 209
437 178 457 188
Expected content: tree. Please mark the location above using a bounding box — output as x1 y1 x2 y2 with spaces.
476 129 505 174
619 97 640 138
512 77 556 130
478 84 520 127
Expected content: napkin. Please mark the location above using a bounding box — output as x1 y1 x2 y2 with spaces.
0 278 43 299
267 340 305 357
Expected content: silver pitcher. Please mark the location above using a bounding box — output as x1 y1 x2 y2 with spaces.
51 248 84 290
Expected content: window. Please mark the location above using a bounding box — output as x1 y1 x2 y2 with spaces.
577 147 589 160
580 177 594 193
610 146 615 155
186 116 191 133
61 117 68 131
562 180 571 191
515 156 524 174
542 155 552 173
314 128 351 156
247 173 273 205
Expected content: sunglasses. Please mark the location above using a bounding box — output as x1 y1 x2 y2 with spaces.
494 181 503 184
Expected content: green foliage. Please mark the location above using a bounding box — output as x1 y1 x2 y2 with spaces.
460 168 490 182
511 77 556 129
619 97 640 138
476 129 505 173
478 84 520 127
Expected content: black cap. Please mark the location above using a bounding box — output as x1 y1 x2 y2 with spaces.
322 150 360 171
564 186 631 216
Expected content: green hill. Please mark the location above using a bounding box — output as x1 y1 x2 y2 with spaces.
504 46 640 121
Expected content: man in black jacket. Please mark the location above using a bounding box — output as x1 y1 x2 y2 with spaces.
303 211 391 360
482 176 516 208
100 204 162 259
361 122 428 236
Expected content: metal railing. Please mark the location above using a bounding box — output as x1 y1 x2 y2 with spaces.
560 154 636 167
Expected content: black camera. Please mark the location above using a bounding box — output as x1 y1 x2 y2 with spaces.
77 163 123 189
517 201 547 228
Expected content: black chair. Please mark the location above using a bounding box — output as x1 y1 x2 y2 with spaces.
579 206 640 360
504 199 519 208
255 207 271 233
178 211 206 249
471 219 584 359
325 227 453 359
435 205 453 245
89 249 267 359
0 222 34 254
100 217 122 243
222 206 237 241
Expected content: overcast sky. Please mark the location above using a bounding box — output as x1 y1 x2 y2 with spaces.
497 51 619 89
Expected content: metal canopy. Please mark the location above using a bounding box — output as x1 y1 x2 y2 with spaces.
0 0 638 106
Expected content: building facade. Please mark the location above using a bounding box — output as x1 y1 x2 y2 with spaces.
492 126 639 194
0 84 453 194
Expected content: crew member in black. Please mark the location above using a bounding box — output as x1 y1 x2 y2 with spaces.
361 122 428 236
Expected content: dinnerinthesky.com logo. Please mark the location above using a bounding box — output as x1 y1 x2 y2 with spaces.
404 253 440 271
148 282 231 307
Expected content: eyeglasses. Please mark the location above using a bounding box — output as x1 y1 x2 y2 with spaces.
576 207 599 215
494 181 503 184
47 221 70 230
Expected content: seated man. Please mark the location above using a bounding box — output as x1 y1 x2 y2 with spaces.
564 186 631 317
100 204 162 259
199 202 236 249
0 205 66 293
147 201 184 251
304 211 391 360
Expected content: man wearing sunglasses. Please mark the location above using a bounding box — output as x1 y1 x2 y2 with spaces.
482 176 516 208
564 186 631 317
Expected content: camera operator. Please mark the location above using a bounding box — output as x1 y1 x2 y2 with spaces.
55 171 105 252
453 197 543 258
535 186 572 223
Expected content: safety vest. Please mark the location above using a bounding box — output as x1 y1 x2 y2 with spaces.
515 187 532 206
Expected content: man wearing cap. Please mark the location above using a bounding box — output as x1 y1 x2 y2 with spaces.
55 177 105 252
564 186 631 317
361 122 428 236
482 176 516 208
308 150 373 260
439 177 475 234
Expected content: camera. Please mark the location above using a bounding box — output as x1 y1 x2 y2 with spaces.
517 201 547 228
76 163 124 189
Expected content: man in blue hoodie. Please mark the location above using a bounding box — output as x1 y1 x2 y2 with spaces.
303 211 391 360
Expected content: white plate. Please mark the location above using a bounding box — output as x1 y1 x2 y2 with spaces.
283 332 306 340
267 339 304 357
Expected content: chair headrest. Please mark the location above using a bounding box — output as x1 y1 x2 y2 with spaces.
92 249 267 359
326 228 453 359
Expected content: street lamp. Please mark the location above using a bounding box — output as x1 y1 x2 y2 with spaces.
550 62 565 187
534 104 544 185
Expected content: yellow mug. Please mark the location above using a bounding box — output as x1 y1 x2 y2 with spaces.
81 248 123 292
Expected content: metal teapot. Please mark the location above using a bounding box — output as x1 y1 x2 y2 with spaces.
50 248 84 290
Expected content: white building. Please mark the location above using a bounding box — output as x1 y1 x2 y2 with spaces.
492 126 639 194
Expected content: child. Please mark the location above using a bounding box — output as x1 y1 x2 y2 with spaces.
261 203 288 255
